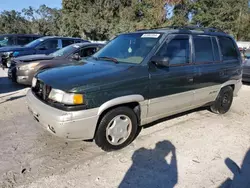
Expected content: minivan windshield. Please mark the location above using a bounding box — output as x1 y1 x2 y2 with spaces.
25 38 44 48
51 44 79 57
93 33 162 64
0 36 14 47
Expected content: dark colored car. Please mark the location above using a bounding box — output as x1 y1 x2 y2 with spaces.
8 43 104 85
0 36 88 68
243 59 250 82
27 26 242 151
0 34 43 48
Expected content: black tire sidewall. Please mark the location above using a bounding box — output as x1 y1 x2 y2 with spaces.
95 106 138 151
215 86 234 114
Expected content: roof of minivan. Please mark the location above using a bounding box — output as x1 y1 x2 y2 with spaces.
130 27 230 37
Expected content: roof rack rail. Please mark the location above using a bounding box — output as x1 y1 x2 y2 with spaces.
137 25 225 33
179 26 225 33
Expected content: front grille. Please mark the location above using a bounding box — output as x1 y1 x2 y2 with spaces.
32 80 51 101
10 59 17 68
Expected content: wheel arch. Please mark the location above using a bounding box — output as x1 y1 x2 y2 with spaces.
94 95 145 138
220 79 242 96
97 95 144 116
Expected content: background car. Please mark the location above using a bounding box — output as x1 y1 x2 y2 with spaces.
0 34 43 48
243 51 250 82
0 36 89 68
8 43 104 85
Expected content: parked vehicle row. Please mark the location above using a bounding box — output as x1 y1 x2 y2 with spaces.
24 26 242 151
0 36 88 68
8 43 104 85
0 34 43 47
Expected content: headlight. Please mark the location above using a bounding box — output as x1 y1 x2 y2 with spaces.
32 77 37 87
48 88 84 105
3 51 13 57
19 62 39 71
13 51 20 57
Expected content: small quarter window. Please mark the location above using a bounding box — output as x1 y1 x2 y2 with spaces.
62 39 74 47
218 37 238 60
193 36 213 63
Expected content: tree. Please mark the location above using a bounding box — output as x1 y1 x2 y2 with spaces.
22 5 62 36
0 10 31 34
62 0 169 40
191 0 250 40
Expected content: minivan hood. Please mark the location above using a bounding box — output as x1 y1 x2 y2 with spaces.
0 46 31 52
36 60 134 92
15 54 54 62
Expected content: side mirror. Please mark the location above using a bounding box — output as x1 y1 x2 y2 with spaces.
151 56 170 67
71 53 81 61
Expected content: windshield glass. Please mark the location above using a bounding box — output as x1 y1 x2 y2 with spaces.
0 36 14 47
93 33 162 64
51 44 79 57
25 38 44 48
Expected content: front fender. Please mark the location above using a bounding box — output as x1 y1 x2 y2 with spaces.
97 95 144 115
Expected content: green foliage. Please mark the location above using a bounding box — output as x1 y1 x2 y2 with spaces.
0 0 250 41
0 10 31 34
191 0 250 40
0 5 61 35
23 5 62 35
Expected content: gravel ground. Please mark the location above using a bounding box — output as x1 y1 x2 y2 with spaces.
0 68 250 188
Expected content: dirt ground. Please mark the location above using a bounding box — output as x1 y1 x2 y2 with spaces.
0 68 250 188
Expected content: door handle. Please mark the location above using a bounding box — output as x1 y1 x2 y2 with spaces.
219 71 225 76
187 77 194 82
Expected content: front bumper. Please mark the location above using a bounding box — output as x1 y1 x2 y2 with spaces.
26 89 99 140
16 69 34 85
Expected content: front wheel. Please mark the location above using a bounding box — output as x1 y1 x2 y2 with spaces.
95 106 138 151
210 86 234 114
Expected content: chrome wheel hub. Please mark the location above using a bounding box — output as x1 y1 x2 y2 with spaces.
106 115 132 146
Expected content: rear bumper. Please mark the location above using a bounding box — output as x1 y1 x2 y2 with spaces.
242 74 250 82
26 89 99 140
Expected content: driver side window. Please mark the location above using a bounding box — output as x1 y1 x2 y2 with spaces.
156 35 190 65
38 39 59 50
78 47 98 57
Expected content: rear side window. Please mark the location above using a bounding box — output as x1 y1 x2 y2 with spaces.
0 36 14 47
17 37 33 46
218 37 238 60
212 37 220 62
193 36 213 63
62 39 74 47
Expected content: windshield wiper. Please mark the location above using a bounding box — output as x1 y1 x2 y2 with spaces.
96 56 118 63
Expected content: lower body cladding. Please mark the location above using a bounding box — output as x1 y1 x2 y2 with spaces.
26 89 99 140
26 79 242 141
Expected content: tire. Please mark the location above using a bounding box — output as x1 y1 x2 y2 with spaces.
210 86 234 114
95 106 138 151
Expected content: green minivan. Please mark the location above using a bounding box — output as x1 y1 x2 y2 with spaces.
27 27 242 151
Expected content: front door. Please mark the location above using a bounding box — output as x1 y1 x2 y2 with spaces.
148 34 195 120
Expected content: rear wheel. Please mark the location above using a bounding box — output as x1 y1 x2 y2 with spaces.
210 86 233 114
95 106 138 151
